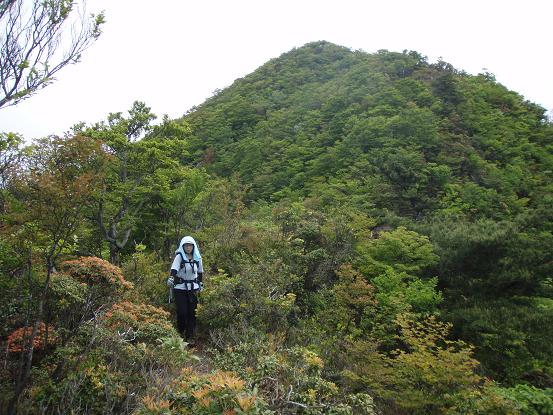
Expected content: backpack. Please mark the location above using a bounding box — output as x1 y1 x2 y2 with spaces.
176 252 199 277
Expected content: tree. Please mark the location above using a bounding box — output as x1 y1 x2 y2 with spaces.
4 134 108 414
0 132 22 212
353 314 483 414
355 226 439 279
79 101 157 263
0 0 104 108
81 102 196 263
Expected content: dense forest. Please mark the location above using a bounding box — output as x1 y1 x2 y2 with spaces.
1 41 553 414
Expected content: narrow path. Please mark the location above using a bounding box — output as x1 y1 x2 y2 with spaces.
187 338 214 374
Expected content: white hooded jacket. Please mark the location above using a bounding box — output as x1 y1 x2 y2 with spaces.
170 236 203 290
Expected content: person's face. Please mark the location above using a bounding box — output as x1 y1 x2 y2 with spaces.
183 243 194 254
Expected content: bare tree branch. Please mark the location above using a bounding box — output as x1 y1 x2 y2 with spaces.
0 0 104 108
0 0 17 20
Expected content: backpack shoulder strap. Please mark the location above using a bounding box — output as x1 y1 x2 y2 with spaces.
177 252 186 269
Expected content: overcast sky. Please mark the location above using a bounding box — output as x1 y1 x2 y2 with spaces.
1 0 551 140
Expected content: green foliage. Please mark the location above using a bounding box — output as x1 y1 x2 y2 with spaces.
443 380 522 415
5 135 108 273
0 243 29 338
102 301 173 344
421 216 553 382
0 132 22 203
343 314 487 415
79 102 193 262
59 256 133 313
446 298 553 385
121 247 168 307
334 226 444 348
25 310 193 414
494 384 553 415
42 258 135 348
369 268 442 349
137 368 273 415
356 226 439 278
3 41 553 414
198 267 298 334
61 256 133 290
331 265 377 338
49 272 87 308
47 271 88 334
271 201 375 300
373 268 442 314
207 329 376 414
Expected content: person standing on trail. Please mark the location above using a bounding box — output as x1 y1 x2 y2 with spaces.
167 236 204 345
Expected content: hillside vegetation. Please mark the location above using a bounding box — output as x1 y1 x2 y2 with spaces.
1 41 552 414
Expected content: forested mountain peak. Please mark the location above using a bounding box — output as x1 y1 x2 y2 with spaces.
183 41 552 220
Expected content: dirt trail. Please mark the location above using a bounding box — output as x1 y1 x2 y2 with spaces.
187 338 214 374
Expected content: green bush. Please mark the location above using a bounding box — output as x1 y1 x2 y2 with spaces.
122 247 169 308
495 384 553 415
198 266 299 334
342 313 485 415
154 369 273 415
60 256 133 309
28 311 195 414
102 301 174 344
48 271 88 335
207 329 377 414
444 380 522 414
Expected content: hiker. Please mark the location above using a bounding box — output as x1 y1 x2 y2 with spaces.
167 236 204 344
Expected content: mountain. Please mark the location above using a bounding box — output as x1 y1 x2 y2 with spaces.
182 41 552 220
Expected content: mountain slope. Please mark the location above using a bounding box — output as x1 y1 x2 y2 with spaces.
182 41 552 220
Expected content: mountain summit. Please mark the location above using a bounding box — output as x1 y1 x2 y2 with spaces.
182 41 551 219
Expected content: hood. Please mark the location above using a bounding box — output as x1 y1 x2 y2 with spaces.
175 235 202 262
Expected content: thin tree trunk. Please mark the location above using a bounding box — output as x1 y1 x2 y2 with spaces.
109 242 120 265
8 256 53 415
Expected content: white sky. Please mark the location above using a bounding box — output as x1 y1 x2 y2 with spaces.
1 0 552 140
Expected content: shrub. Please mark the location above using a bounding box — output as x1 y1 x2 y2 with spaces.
342 313 485 414
329 264 378 339
355 226 439 278
121 248 168 308
59 256 133 310
494 384 553 415
47 271 88 334
444 380 523 415
102 301 174 344
28 319 195 414
6 322 56 353
198 267 298 334
61 256 133 291
135 368 273 415
49 271 87 309
208 329 377 414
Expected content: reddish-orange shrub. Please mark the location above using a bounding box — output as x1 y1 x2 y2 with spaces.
61 256 133 291
7 322 56 353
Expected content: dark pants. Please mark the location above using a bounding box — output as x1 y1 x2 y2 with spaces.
173 289 198 340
